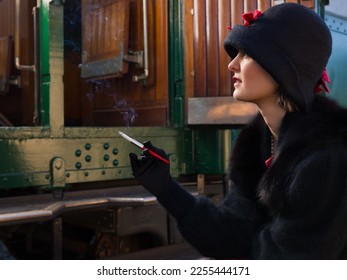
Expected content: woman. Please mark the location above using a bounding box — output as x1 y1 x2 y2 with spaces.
129 3 347 259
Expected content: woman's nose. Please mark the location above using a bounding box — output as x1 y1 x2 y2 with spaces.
228 56 239 72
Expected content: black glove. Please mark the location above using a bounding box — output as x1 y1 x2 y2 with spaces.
129 141 171 196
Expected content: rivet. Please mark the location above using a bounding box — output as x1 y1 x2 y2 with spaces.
75 149 82 157
75 162 82 169
104 155 110 161
104 143 110 150
113 159 119 166
85 143 92 150
85 155 92 162
112 148 118 155
55 161 62 170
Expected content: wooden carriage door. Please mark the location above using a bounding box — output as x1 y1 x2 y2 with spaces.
79 0 169 127
185 0 315 125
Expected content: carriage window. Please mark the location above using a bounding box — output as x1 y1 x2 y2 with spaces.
80 0 130 79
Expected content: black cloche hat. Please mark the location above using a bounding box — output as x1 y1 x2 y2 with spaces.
224 3 332 112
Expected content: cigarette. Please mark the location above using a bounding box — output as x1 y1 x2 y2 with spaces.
118 131 170 164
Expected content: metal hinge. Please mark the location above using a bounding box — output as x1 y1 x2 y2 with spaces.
50 157 66 199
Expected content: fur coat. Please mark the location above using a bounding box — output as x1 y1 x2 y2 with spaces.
157 95 347 259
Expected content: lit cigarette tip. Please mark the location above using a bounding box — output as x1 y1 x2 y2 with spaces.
118 131 144 149
118 131 170 165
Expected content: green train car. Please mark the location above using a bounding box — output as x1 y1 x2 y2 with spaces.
0 0 344 259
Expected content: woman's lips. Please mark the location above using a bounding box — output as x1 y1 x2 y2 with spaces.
232 76 241 86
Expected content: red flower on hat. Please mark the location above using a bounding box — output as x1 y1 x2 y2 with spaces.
242 10 262 26
226 9 262 30
314 68 332 93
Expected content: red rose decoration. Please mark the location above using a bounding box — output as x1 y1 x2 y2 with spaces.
314 68 332 93
242 10 263 26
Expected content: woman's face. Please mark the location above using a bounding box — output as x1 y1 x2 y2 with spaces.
228 52 279 106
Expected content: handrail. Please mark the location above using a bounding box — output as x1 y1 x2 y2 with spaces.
15 0 36 72
15 0 39 125
133 0 149 83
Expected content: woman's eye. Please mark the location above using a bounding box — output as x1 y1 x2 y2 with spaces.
238 52 248 59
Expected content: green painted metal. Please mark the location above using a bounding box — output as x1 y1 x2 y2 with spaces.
181 128 234 175
193 129 226 174
39 0 51 126
181 129 194 174
0 127 183 189
316 0 326 18
168 0 185 127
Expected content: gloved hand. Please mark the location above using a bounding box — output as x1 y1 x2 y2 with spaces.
129 141 171 196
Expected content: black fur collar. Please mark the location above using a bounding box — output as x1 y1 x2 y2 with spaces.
259 95 347 211
229 95 347 211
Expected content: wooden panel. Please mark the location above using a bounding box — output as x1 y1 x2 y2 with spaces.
81 0 130 78
0 0 15 36
0 0 35 126
192 0 236 98
231 0 244 26
184 0 194 103
257 0 271 11
300 0 315 8
218 0 232 96
245 0 257 11
193 0 207 97
93 106 167 126
0 36 12 94
206 0 219 96
0 0 16 95
84 0 128 61
152 0 168 96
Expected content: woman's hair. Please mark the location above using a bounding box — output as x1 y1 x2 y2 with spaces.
276 91 298 113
